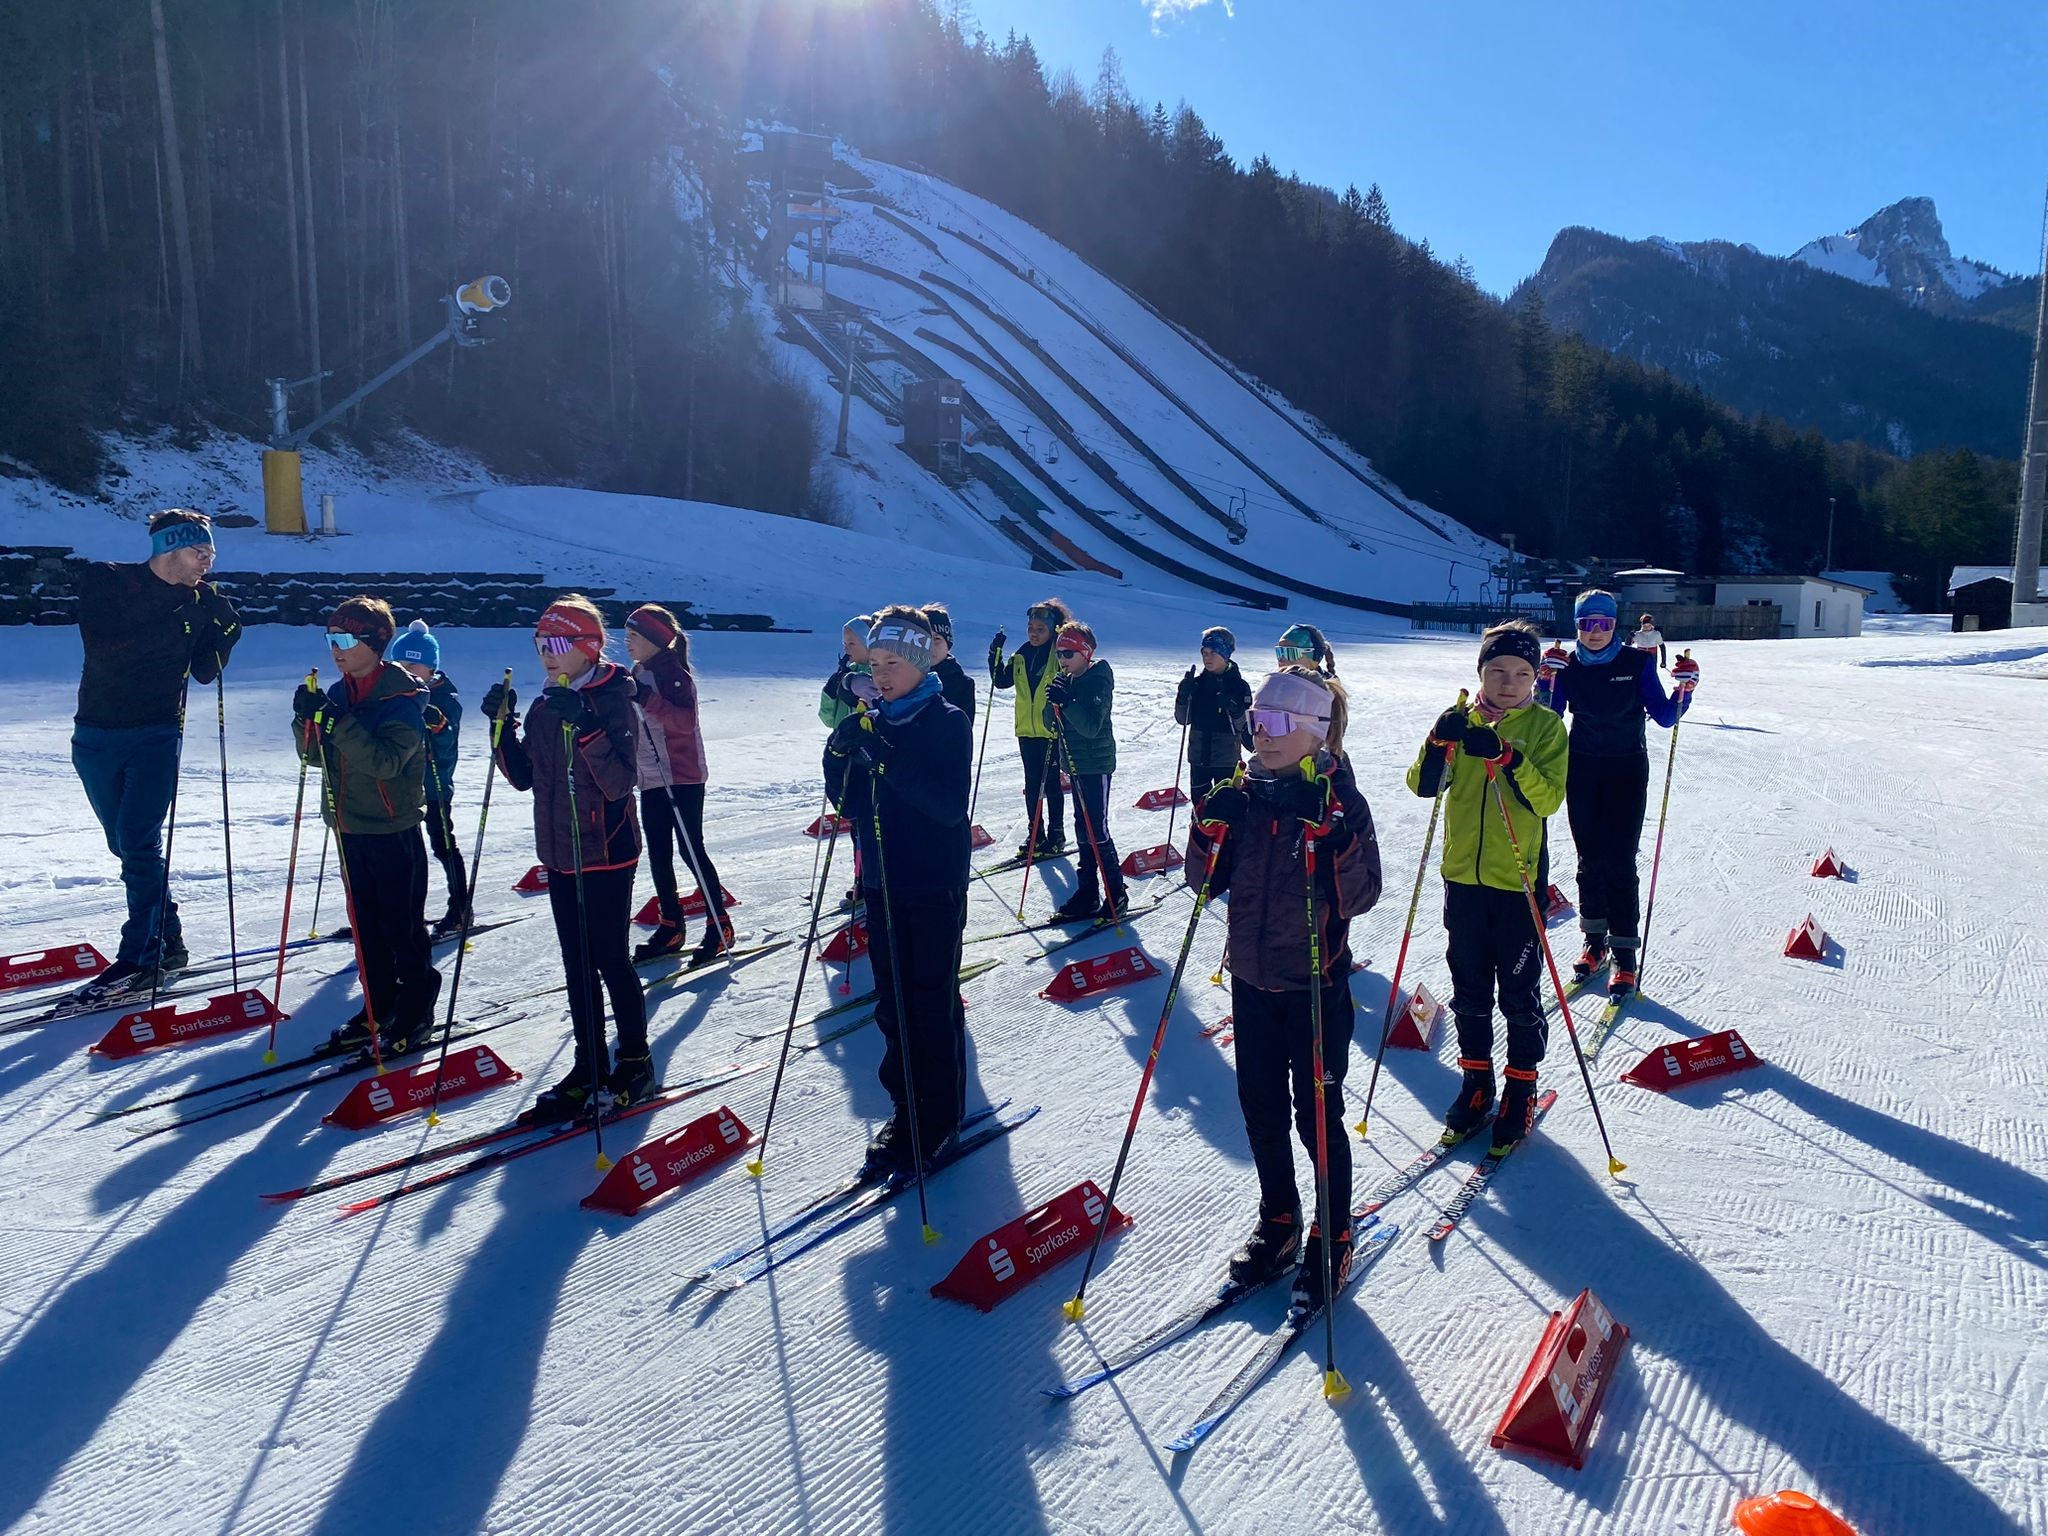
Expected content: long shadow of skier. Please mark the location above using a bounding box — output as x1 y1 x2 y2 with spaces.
1471 1139 2028 1532
0 1107 340 1529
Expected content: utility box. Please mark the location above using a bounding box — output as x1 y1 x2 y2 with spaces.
903 378 964 448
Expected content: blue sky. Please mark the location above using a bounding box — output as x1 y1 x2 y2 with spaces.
964 0 2048 296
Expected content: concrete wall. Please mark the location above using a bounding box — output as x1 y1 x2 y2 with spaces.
1712 581 1864 639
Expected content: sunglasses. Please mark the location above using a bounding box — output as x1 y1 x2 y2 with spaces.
1576 616 1617 634
535 634 580 656
326 631 361 651
1056 648 1084 660
1251 707 1328 736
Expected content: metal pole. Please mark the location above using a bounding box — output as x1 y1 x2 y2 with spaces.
833 321 859 458
2012 187 2048 612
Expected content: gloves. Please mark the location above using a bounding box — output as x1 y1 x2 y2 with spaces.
1274 771 1335 828
1461 723 1514 767
1671 654 1700 695
1540 643 1570 679
1197 782 1250 829
541 685 597 732
1045 673 1074 708
827 711 884 762
988 631 1006 665
292 682 326 725
197 583 238 628
423 703 448 734
1428 706 1467 748
481 682 517 721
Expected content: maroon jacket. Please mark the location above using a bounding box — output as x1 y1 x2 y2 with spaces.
495 661 642 874
1188 756 1382 991
633 650 708 787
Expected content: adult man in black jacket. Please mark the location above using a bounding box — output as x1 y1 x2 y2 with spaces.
70 509 241 997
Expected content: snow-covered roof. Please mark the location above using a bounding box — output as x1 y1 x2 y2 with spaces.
1611 566 1687 579
1949 565 2014 593
1714 573 1874 594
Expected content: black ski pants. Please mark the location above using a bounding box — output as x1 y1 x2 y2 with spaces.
1444 880 1547 1071
1566 751 1650 945
865 886 968 1152
340 826 439 1030
1067 771 1125 909
423 797 469 919
1231 975 1354 1224
1018 737 1065 843
641 784 727 929
547 863 648 1071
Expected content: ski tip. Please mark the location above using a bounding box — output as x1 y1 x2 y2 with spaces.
1323 1368 1352 1402
1061 1296 1086 1322
744 1159 765 1178
922 1224 941 1246
336 1197 375 1216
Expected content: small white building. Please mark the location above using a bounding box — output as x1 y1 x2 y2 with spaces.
1713 574 1870 638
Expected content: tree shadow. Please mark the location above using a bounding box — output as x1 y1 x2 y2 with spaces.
0 1108 339 1530
1469 1140 2029 1531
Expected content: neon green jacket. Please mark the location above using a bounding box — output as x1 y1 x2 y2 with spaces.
1405 700 1568 892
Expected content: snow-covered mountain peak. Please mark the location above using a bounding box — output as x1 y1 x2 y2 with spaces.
1792 196 2018 306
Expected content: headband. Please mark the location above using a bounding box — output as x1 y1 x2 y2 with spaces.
867 617 936 674
151 521 213 559
1478 628 1543 671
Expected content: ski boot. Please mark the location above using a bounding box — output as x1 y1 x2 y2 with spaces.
1607 941 1639 1001
70 960 147 1007
688 913 738 967
858 1115 908 1183
633 920 687 964
1491 1067 1540 1153
1053 890 1102 923
1102 881 1130 921
1227 1205 1302 1286
605 1052 657 1107
157 938 189 974
523 1071 594 1127
327 1010 375 1055
1443 1058 1496 1140
1572 933 1608 984
1292 1224 1355 1311
430 907 471 943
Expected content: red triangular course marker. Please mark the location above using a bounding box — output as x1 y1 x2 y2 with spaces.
0 943 110 994
1544 884 1574 921
1384 982 1443 1051
1492 1288 1630 1469
1120 843 1186 878
323 1045 521 1129
805 813 854 839
1620 1029 1762 1092
91 989 289 1061
969 824 996 851
1810 848 1846 879
1040 946 1161 1003
1133 786 1190 811
931 1180 1131 1310
820 919 870 963
634 888 743 927
582 1106 753 1215
1783 914 1828 961
513 864 550 894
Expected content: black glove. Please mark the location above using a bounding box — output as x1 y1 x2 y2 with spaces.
828 711 884 762
197 583 238 627
1045 673 1074 707
988 632 1006 665
481 682 517 721
292 682 326 724
1275 772 1335 826
1429 706 1467 747
541 684 597 732
1461 723 1513 765
1197 782 1250 829
423 703 448 734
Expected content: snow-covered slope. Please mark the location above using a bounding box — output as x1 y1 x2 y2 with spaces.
0 564 2043 1533
1792 196 2020 307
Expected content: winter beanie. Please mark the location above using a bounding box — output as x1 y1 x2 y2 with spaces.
626 604 678 649
536 600 605 661
388 619 441 672
328 596 397 654
1200 626 1236 659
866 613 936 674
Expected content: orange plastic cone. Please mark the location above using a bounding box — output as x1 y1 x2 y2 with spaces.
1732 1489 1855 1536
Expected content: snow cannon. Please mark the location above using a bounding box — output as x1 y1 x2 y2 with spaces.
1731 1489 1855 1536
455 275 511 315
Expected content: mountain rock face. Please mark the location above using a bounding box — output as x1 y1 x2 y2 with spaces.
1519 201 2035 458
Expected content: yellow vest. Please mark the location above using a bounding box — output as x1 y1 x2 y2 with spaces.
1006 650 1056 740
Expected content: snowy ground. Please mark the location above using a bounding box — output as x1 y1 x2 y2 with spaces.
1 598 2044 1536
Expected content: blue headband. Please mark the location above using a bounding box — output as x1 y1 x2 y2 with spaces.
1574 591 1619 621
151 521 213 559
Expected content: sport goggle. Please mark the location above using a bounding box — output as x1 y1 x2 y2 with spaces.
326 631 362 650
1250 707 1329 736
1027 606 1060 624
1275 642 1315 663
535 634 581 656
1576 615 1617 634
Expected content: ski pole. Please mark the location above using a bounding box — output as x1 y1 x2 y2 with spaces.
1484 764 1626 1177
322 733 385 1075
1163 720 1189 850
747 787 849 1176
558 682 612 1170
144 672 193 1011
215 675 242 999
1356 689 1467 1137
264 672 319 1058
1635 650 1691 994
1300 802 1349 1402
307 825 330 940
1064 786 1237 1322
1052 705 1117 924
427 668 512 1125
969 677 995 821
1014 734 1054 920
859 713 938 1242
